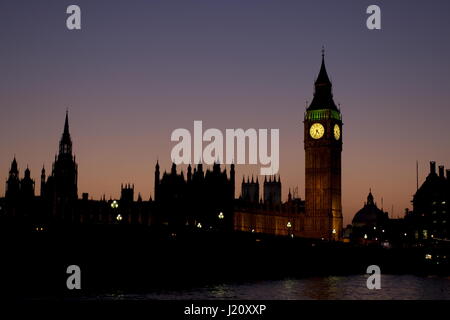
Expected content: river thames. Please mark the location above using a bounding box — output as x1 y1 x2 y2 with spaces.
75 274 450 300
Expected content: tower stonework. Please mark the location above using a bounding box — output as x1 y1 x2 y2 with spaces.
304 52 343 240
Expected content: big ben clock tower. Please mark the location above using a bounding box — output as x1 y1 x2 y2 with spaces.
304 50 343 240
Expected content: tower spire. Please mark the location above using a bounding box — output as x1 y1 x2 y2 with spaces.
307 48 337 111
59 111 73 155
64 109 69 134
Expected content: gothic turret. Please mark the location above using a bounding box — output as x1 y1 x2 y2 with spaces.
59 111 73 156
5 157 20 200
154 160 160 201
20 166 35 200
51 112 78 206
40 165 46 197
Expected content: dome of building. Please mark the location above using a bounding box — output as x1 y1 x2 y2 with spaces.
352 191 388 228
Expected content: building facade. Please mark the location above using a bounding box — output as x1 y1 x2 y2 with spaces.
1 54 344 241
154 162 235 230
409 161 450 240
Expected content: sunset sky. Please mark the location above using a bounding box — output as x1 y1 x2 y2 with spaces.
1 0 450 224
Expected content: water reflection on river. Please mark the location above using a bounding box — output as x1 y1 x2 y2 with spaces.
91 274 450 300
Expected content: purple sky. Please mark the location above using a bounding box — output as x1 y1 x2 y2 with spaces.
1 0 450 224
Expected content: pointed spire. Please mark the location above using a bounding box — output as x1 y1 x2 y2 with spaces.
10 156 18 175
64 109 70 135
307 48 338 111
316 46 331 85
367 189 374 206
59 111 73 155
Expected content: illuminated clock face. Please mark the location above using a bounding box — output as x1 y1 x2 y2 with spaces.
310 123 324 139
334 124 341 140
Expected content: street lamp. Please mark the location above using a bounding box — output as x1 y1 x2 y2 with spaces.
287 221 292 237
218 212 224 219
111 200 119 209
112 200 120 223
332 228 337 240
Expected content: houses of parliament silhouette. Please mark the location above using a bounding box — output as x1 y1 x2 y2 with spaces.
0 53 343 240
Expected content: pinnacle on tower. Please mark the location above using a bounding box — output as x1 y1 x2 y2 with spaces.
59 111 73 155
307 48 338 111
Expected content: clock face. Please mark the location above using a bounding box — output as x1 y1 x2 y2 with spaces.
334 124 341 140
310 123 324 139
